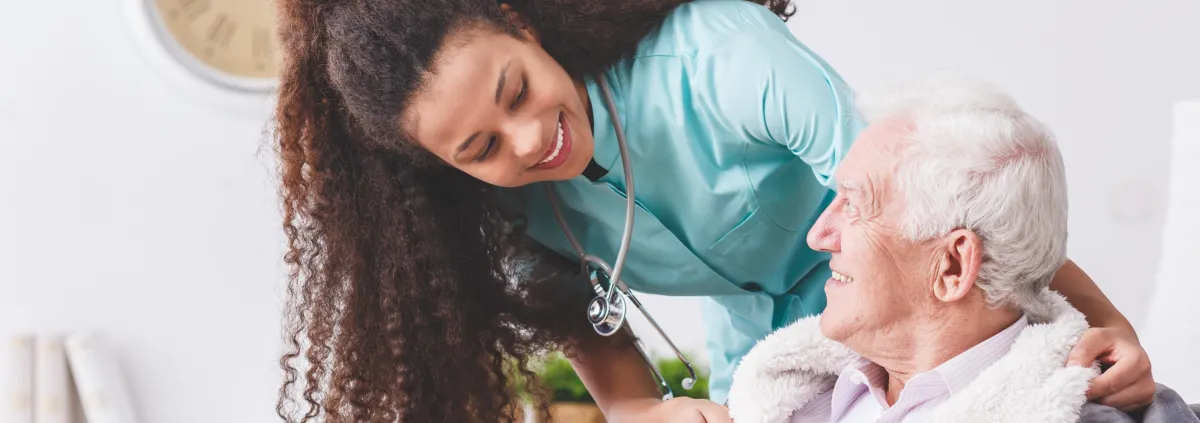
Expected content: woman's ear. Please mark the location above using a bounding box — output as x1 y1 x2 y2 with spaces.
931 229 983 303
499 3 540 43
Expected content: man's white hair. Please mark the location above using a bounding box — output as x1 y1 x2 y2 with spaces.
856 73 1068 322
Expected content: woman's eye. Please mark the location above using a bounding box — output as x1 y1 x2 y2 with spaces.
475 136 497 162
511 79 527 109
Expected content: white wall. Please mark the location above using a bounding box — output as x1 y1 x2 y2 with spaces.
1 1 1197 422
1 2 286 423
1140 101 1200 401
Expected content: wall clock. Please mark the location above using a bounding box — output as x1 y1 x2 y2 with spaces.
124 0 283 101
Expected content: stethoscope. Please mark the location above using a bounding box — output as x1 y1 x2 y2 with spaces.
541 73 698 400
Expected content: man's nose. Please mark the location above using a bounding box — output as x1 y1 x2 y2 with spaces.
505 118 544 162
807 208 840 253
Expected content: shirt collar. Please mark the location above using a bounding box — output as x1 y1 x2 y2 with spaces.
582 71 626 184
826 314 1029 420
829 358 888 420
933 313 1029 395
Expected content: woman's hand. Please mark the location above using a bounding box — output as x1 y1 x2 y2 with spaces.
606 397 732 423
560 320 733 423
1067 326 1156 411
1050 260 1156 411
653 397 733 423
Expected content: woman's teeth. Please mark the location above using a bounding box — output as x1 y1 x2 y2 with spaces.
831 270 854 283
539 121 564 165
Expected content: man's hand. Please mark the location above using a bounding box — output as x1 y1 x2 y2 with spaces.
1067 326 1156 411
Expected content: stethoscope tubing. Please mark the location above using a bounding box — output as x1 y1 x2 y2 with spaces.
596 72 636 307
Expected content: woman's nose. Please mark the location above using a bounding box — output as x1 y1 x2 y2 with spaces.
506 118 544 162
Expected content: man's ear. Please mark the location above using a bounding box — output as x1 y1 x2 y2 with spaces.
932 229 983 303
499 3 540 43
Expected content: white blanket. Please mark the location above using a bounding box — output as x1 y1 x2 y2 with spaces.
726 290 1099 423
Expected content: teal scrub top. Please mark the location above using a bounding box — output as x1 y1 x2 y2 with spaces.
509 0 865 403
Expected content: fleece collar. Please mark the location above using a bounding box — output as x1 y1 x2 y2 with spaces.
726 290 1098 423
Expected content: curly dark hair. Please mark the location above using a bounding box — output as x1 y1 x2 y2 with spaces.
272 1 795 422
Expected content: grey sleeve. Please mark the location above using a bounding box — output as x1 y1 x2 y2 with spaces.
1080 384 1200 423
1081 402 1136 423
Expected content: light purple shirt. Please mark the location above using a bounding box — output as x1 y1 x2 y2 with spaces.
788 315 1030 423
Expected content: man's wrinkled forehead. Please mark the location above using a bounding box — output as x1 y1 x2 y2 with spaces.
863 117 914 154
835 119 912 187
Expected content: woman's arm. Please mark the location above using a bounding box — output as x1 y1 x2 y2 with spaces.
570 333 732 423
1054 259 1157 411
519 241 730 422
1052 259 1136 334
569 331 661 417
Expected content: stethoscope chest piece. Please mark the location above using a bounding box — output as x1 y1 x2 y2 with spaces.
586 267 627 337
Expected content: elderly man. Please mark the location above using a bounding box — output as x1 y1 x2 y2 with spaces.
725 75 1198 423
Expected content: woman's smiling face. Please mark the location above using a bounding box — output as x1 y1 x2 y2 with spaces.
403 25 594 188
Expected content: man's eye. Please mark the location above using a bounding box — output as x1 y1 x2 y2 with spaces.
475 136 497 162
844 199 859 215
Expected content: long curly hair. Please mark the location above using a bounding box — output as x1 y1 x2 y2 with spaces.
272 1 795 422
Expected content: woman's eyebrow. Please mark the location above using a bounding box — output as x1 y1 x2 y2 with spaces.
494 60 512 105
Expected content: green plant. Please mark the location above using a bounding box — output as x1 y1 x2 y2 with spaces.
540 353 596 403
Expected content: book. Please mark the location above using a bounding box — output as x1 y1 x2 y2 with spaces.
33 335 74 423
5 334 34 423
62 333 140 423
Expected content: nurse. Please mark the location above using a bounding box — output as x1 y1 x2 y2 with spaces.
271 0 1155 421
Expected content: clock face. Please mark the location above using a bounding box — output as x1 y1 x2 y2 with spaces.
150 0 281 83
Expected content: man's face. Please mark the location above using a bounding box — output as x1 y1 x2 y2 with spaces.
807 119 940 349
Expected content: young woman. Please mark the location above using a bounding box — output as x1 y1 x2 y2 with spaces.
272 0 1155 421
